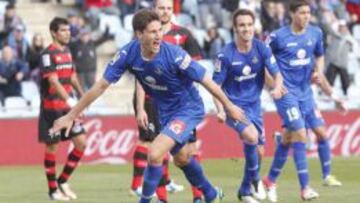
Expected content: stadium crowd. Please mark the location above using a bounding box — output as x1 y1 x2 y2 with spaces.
0 0 359 116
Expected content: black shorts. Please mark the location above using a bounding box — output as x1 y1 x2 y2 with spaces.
188 129 198 143
133 97 161 142
38 109 85 145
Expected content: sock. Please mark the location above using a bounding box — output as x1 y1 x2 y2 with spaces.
239 143 258 196
257 155 262 178
180 158 216 202
192 154 203 200
140 164 163 203
156 173 168 201
163 154 171 185
268 143 290 183
131 145 148 190
292 142 309 190
44 152 57 194
317 139 331 179
58 148 84 184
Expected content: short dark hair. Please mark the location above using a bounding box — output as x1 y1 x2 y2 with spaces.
49 17 69 33
132 9 160 32
289 0 310 13
232 9 255 26
5 4 15 10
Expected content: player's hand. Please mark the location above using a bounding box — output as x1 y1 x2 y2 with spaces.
49 114 73 138
270 87 283 99
226 104 248 125
335 99 348 114
216 110 226 123
136 109 149 130
311 72 321 85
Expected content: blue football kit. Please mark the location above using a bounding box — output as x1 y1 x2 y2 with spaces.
103 40 206 154
269 25 325 131
213 39 280 145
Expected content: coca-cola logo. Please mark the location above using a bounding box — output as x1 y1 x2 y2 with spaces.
69 118 139 164
307 117 360 157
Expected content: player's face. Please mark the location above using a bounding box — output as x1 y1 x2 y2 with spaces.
291 5 311 30
138 20 163 56
52 24 71 45
234 15 254 42
154 0 173 25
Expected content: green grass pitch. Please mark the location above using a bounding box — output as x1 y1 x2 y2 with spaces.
1 157 359 203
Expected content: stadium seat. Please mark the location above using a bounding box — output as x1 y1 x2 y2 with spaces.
175 13 193 27
21 81 39 105
4 96 28 110
123 14 134 32
98 13 123 36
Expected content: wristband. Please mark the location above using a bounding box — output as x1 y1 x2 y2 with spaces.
66 98 77 108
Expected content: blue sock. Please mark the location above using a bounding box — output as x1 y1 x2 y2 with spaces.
268 143 290 183
239 143 258 196
139 164 163 203
317 139 331 179
292 142 309 190
180 158 216 202
257 156 262 178
239 162 252 196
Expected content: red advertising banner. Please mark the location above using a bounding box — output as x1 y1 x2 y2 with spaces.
0 111 359 165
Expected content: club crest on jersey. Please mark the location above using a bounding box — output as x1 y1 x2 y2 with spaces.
307 39 313 46
242 65 251 76
252 56 258 64
297 49 306 59
169 120 186 135
154 67 162 75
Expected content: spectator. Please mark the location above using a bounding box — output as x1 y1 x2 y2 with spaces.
204 26 224 59
346 0 360 24
0 46 28 105
85 0 121 30
0 4 24 46
6 24 29 61
69 26 112 90
325 20 359 97
196 0 223 29
26 33 44 85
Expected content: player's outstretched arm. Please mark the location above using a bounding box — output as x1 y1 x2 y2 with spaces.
49 78 111 135
200 74 248 124
314 56 347 112
135 79 148 129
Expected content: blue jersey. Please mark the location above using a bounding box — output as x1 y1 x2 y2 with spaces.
213 39 279 105
103 40 206 119
269 25 324 100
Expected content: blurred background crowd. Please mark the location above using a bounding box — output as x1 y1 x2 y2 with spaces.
0 0 359 117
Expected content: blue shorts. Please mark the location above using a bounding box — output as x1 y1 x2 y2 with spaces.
275 93 324 131
225 102 265 145
160 105 204 155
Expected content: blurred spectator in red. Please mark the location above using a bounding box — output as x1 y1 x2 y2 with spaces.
26 33 44 86
85 0 120 29
5 24 29 61
0 46 28 105
0 4 24 45
346 0 360 24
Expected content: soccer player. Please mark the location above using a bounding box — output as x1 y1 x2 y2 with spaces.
39 17 86 201
212 9 283 203
130 0 204 202
262 1 346 202
50 9 247 203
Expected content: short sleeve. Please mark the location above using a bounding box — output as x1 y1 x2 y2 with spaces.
212 52 230 85
173 47 206 82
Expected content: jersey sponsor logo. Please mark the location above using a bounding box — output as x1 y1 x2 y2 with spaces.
234 65 257 82
144 76 168 91
289 49 310 66
242 65 251 76
56 63 73 70
169 119 186 135
132 66 143 71
179 54 191 70
297 49 306 59
270 55 276 64
232 61 243 66
42 54 51 67
286 42 298 47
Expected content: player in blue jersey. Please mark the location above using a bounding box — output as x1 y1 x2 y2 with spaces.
49 9 249 203
212 9 284 203
262 1 347 202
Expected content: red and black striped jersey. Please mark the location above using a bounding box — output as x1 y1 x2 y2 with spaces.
163 23 203 60
40 43 75 111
